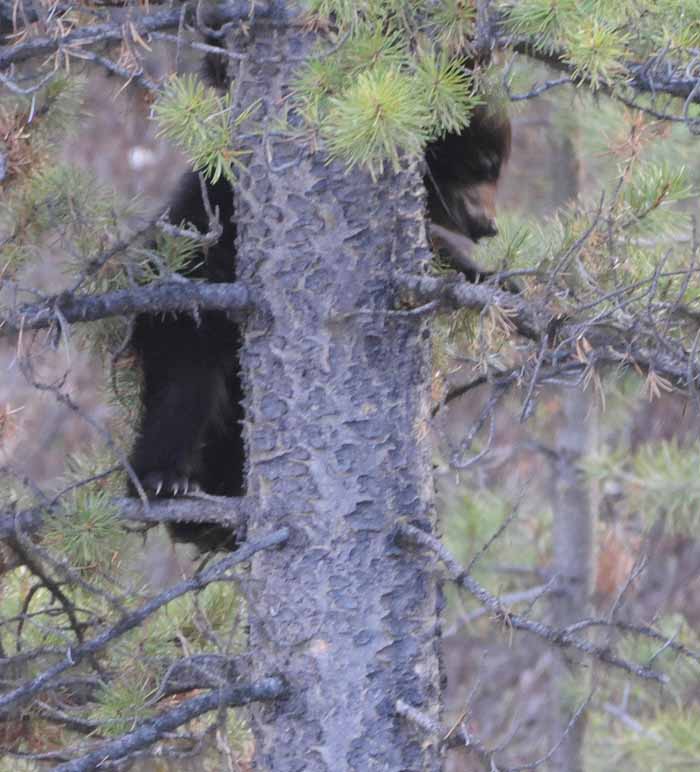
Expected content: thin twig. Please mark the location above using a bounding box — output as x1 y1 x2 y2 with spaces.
398 523 668 683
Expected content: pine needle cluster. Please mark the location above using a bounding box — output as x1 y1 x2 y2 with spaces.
586 439 700 532
584 616 700 771
296 4 484 177
153 74 252 184
502 0 700 97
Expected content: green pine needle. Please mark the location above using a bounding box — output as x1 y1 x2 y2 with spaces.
623 162 693 219
29 164 121 238
504 0 578 48
153 75 249 184
564 19 630 90
322 66 430 178
414 51 480 137
91 679 155 736
43 489 123 570
428 0 476 54
292 56 349 123
585 439 700 532
304 0 373 28
340 25 408 75
148 231 202 279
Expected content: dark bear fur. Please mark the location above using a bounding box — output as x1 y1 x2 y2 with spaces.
127 174 244 549
425 105 511 280
128 108 511 550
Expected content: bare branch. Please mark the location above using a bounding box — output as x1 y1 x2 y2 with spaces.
0 1 271 71
508 36 700 107
398 522 668 683
397 692 593 771
397 273 541 339
397 273 700 395
0 281 251 333
0 494 256 540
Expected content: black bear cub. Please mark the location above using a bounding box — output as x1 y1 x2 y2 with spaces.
425 105 511 279
128 106 511 550
127 174 245 549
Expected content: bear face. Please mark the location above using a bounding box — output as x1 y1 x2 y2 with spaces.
425 105 511 279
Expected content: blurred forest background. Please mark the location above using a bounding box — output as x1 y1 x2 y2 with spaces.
2 26 700 772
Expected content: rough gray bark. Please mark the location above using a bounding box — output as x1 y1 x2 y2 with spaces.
0 281 250 332
232 6 442 770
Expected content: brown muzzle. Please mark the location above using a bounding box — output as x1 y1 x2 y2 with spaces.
459 181 498 241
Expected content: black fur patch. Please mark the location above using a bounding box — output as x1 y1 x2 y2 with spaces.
128 174 244 550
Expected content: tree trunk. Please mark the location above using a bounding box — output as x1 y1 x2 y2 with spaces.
548 391 595 772
545 119 593 772
233 6 442 770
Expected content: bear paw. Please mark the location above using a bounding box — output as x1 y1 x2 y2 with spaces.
137 471 201 498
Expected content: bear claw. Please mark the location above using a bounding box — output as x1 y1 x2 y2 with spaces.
138 472 198 498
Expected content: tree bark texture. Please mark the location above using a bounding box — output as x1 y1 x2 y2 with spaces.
232 6 442 770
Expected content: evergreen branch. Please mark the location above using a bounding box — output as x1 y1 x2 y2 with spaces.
0 654 244 712
152 654 242 697
0 1 271 71
0 281 251 333
3 270 698 418
52 675 287 772
70 221 157 293
6 534 88 650
397 274 542 339
435 360 592 414
0 527 289 715
68 49 159 91
565 618 700 666
481 4 700 106
506 74 572 102
398 523 667 683
509 36 700 105
0 0 80 35
473 0 493 60
398 274 700 394
4 0 700 109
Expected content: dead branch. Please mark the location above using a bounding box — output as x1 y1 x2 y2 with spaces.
0 1 271 71
1 281 250 334
398 522 668 683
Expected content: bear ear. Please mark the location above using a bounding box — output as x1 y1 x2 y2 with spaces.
494 111 512 165
469 103 512 168
493 112 512 165
464 56 512 164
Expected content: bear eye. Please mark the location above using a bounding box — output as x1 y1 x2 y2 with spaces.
480 153 500 178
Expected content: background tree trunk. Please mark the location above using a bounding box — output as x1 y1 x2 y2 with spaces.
233 6 442 770
546 121 594 772
548 390 595 771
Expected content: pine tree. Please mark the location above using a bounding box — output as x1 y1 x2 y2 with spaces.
2 1 700 769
